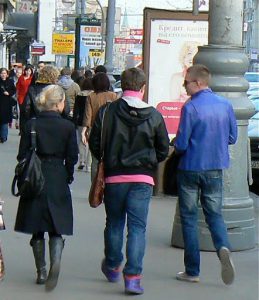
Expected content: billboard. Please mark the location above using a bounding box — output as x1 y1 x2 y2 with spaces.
75 18 105 69
143 9 208 135
52 33 75 55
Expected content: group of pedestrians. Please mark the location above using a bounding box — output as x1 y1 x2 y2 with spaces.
0 62 237 295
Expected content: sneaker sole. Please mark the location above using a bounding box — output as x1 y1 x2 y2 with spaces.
219 247 235 285
125 288 144 295
176 272 199 283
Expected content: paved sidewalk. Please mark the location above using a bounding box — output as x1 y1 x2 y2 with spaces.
0 129 258 300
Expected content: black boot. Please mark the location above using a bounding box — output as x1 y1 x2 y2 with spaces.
45 237 64 291
30 239 47 284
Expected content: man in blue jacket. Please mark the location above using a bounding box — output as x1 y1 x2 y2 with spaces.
174 64 237 285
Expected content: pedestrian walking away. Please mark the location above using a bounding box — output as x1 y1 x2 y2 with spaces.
173 64 237 285
73 77 93 172
0 68 16 143
89 67 169 295
82 72 117 181
14 85 78 291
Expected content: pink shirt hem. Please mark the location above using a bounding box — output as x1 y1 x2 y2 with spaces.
105 175 154 185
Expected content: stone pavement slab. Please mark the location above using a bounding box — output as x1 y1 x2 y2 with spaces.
0 129 258 300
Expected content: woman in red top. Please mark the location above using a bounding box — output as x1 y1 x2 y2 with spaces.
16 66 34 135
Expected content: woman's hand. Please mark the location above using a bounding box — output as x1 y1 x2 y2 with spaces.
81 127 88 145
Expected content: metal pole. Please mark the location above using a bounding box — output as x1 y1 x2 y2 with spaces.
75 0 81 15
193 0 199 15
171 0 256 251
81 0 86 17
104 0 116 85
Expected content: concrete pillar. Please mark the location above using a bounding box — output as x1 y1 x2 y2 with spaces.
171 0 256 251
104 0 116 85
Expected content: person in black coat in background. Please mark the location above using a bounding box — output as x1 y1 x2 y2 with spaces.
14 85 78 291
0 68 16 143
73 77 93 171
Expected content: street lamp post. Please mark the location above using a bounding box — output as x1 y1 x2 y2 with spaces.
104 0 116 85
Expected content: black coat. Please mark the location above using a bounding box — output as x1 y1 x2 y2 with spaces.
0 78 16 124
73 94 88 126
14 111 78 235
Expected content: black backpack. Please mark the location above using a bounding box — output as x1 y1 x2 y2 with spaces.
11 119 45 198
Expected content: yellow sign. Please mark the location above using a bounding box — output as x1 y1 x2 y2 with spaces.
89 49 104 58
52 33 75 55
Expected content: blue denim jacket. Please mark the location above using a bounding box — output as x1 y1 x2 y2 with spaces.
174 89 237 171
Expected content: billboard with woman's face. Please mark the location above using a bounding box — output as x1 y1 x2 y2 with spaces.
143 9 208 135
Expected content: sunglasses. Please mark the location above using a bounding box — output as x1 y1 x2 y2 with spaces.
183 80 197 87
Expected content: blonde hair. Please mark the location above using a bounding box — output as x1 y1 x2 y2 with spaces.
36 85 65 111
37 65 60 84
179 41 200 68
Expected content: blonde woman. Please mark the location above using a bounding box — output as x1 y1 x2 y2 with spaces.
170 41 200 102
14 85 78 291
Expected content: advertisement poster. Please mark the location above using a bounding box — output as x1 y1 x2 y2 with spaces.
148 19 208 135
16 0 38 13
52 33 75 55
79 24 105 68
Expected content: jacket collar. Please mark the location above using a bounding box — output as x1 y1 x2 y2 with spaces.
39 111 62 118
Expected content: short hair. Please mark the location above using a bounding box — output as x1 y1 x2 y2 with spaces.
60 66 72 76
71 69 81 82
80 78 93 91
92 72 110 93
187 64 211 85
95 65 107 74
84 69 93 79
36 85 65 112
0 68 8 75
37 65 60 84
38 61 45 66
121 68 146 91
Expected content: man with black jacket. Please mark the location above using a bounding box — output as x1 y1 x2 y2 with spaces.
89 67 169 295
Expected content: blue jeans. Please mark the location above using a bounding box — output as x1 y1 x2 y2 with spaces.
177 170 230 276
103 183 152 276
0 123 8 142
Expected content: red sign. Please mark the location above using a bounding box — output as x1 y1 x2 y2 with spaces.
130 29 143 36
31 45 45 56
156 102 184 134
157 39 170 44
115 38 142 44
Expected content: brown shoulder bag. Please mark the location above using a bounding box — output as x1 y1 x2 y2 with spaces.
88 103 110 208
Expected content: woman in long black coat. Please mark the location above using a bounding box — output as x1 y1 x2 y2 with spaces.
0 68 16 143
14 85 78 291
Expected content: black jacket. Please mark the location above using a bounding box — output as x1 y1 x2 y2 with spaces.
89 98 169 178
73 94 88 127
0 78 16 124
15 111 78 235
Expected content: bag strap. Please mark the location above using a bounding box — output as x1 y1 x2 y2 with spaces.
100 102 111 160
30 118 37 151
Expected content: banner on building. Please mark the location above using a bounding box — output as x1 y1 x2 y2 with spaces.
52 33 75 55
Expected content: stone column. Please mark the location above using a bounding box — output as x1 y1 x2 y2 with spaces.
104 0 116 86
171 0 256 251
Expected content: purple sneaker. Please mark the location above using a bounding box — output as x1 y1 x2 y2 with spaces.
101 259 120 282
124 275 144 295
